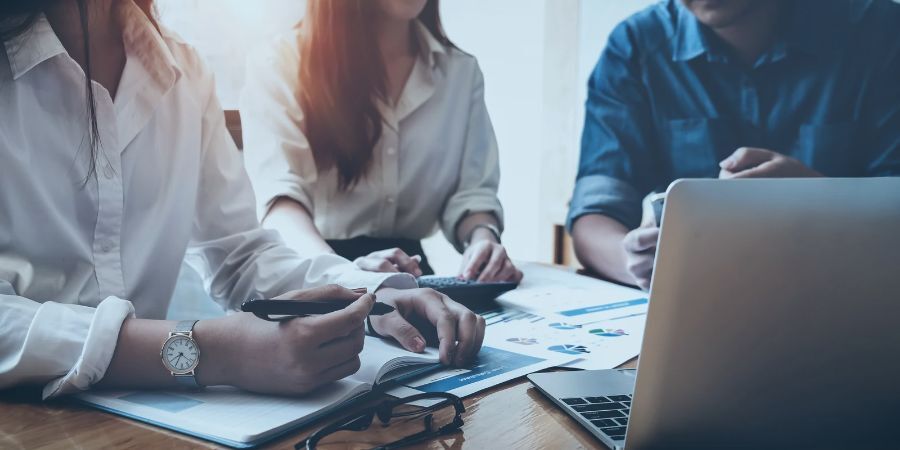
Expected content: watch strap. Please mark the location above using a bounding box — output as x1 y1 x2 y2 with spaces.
464 223 502 249
174 319 198 335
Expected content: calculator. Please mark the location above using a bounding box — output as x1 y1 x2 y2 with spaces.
416 276 518 310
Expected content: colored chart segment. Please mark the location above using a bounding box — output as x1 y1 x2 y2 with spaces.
589 328 628 337
548 344 590 355
557 298 649 317
506 337 538 345
548 322 581 330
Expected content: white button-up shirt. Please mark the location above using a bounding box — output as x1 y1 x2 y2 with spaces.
240 22 503 252
0 2 413 399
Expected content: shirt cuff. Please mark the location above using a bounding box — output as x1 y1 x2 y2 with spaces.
42 297 135 399
566 174 643 231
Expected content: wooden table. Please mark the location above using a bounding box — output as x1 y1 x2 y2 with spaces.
0 356 635 450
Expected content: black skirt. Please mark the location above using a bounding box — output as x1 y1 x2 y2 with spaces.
326 236 435 275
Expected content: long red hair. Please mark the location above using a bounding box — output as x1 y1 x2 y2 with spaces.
299 0 454 190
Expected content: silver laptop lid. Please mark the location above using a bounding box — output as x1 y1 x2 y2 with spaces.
626 178 900 449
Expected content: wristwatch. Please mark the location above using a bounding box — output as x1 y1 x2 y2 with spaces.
160 320 203 388
464 223 502 249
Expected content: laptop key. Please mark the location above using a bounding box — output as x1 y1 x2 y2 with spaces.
590 419 617 428
581 410 625 420
608 395 630 402
608 434 626 440
572 402 622 413
601 426 628 436
584 396 610 404
562 397 587 406
615 417 628 426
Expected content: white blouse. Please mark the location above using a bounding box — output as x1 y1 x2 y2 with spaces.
0 2 413 399
240 21 503 252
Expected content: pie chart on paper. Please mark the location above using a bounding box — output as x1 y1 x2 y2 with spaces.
589 328 628 337
548 322 581 330
506 337 538 346
548 344 590 355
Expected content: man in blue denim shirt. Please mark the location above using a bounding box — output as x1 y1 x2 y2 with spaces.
568 0 900 290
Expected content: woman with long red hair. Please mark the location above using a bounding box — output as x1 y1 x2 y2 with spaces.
241 0 522 283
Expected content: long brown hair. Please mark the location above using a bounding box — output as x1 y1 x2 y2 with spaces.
299 0 454 190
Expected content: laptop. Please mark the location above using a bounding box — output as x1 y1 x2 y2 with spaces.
529 178 900 450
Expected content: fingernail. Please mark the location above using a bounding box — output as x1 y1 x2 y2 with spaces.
352 287 368 294
413 336 425 352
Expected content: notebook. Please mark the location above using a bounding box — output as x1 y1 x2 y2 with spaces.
74 337 441 448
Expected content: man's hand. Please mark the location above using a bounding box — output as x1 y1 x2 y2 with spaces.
214 285 373 395
622 225 660 291
719 147 822 179
370 288 486 367
354 248 423 277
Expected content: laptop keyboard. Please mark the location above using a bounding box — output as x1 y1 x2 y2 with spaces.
561 394 632 441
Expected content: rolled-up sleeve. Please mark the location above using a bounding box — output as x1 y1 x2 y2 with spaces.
863 21 900 176
0 281 134 399
190 57 415 310
440 61 504 252
239 39 317 221
566 23 660 232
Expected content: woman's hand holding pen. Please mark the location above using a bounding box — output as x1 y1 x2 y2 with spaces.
199 285 373 395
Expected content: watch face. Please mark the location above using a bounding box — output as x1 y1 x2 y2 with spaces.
162 335 199 374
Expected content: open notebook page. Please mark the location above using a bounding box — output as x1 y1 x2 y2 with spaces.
74 336 441 447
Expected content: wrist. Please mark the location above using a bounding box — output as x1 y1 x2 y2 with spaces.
192 316 236 387
470 227 499 244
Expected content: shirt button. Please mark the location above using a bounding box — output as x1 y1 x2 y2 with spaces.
387 197 396 204
386 147 397 156
99 240 114 253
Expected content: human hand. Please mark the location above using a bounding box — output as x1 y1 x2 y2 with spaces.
719 147 822 179
458 239 523 282
213 285 372 395
354 248 423 277
370 288 485 367
622 225 660 291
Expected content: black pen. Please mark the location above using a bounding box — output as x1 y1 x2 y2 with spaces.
240 298 395 322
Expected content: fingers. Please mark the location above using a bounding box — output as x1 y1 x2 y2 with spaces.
304 293 374 343
623 227 660 254
384 249 423 277
374 313 427 353
411 292 458 365
449 307 483 366
355 248 423 276
355 256 400 273
494 259 521 283
719 147 775 173
460 245 490 280
626 252 655 291
476 246 508 282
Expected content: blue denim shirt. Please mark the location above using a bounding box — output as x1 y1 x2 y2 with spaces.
567 0 900 231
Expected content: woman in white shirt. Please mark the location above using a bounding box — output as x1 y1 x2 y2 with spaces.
0 0 484 399
241 0 523 283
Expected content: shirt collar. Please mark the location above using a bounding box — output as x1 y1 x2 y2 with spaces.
671 0 723 63
3 15 67 80
672 0 847 65
412 20 447 70
2 1 181 86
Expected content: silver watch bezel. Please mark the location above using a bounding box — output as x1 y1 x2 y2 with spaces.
160 332 200 375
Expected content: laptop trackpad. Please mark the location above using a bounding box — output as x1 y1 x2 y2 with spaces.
528 369 635 398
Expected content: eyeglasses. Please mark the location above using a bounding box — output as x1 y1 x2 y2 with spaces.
298 392 466 450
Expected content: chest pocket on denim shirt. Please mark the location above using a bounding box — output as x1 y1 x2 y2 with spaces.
790 122 858 177
665 118 736 180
